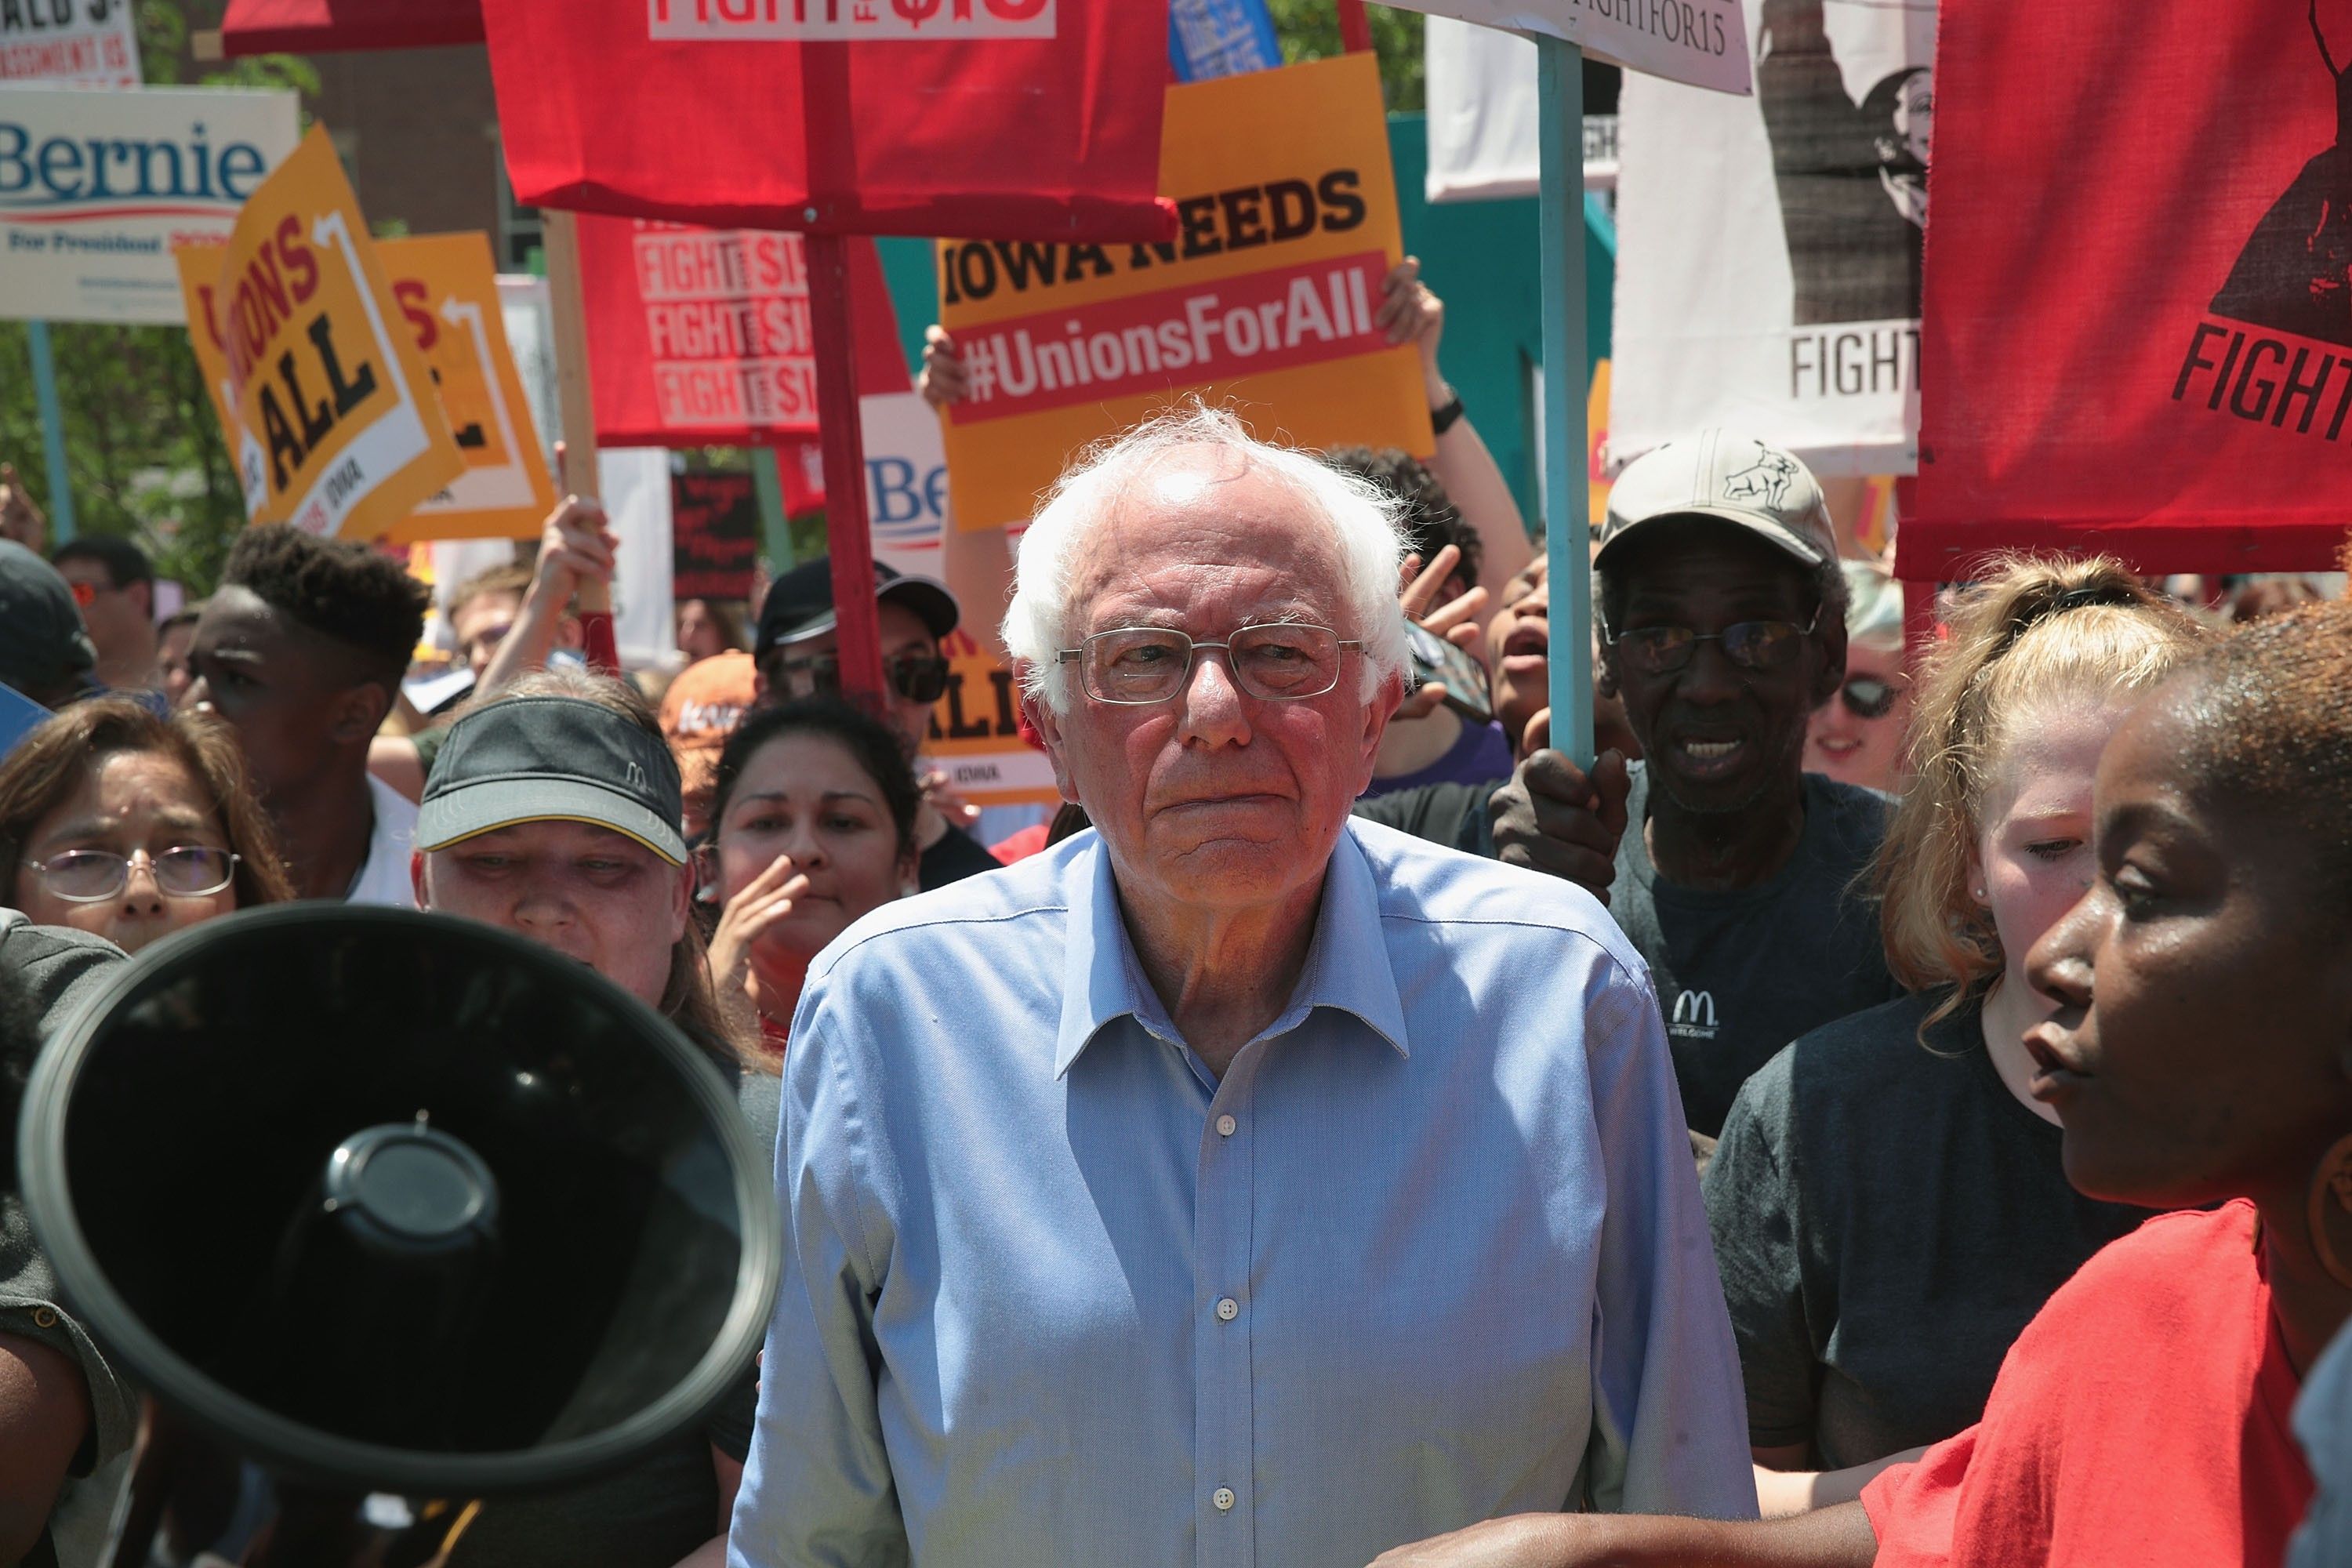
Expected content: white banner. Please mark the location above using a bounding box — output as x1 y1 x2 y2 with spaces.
1425 17 1621 201
1609 0 1930 477
0 84 297 323
1381 1 1751 96
2 0 140 89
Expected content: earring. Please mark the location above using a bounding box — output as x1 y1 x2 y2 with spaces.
2307 1132 2352 1289
1969 884 1987 903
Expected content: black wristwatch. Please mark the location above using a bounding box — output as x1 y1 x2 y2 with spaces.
1429 390 1465 435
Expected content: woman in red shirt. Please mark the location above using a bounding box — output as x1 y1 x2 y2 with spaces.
1370 600 2352 1568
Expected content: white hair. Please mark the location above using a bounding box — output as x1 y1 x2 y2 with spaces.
1002 405 1411 714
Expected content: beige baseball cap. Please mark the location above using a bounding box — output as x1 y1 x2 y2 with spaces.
1595 430 1838 572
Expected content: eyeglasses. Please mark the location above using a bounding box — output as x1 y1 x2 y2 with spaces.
1838 674 1902 720
764 651 952 705
1606 608 1823 678
22 846 240 902
1057 623 1362 705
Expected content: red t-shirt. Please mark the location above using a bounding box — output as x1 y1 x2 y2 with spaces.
1863 1201 2314 1568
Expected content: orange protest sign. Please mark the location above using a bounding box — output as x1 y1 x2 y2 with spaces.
936 53 1429 531
201 125 465 540
172 241 243 485
378 233 557 543
924 652 1059 808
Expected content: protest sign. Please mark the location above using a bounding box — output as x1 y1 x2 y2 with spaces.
671 470 759 602
1907 1 2352 574
936 53 1427 532
220 0 483 54
1424 18 1620 200
861 390 950 579
192 126 466 539
377 232 557 543
480 0 1172 244
0 84 297 322
1168 0 1278 80
924 651 1058 807
2 0 140 88
1380 1 1750 96
575 218 906 447
1609 0 1928 477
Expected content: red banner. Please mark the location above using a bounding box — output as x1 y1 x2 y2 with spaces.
220 0 483 54
478 0 1175 243
1907 2 2352 576
578 219 908 447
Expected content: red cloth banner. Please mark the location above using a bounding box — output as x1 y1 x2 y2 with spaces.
1907 2 2352 575
220 0 484 54
478 0 1175 243
577 219 908 448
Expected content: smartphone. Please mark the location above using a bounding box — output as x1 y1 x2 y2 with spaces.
1403 619 1495 725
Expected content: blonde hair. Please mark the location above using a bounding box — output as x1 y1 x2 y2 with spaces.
1876 555 2212 1029
460 666 757 1074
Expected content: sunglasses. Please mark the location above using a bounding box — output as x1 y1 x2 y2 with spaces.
766 650 952 705
1838 675 1902 719
1606 609 1823 678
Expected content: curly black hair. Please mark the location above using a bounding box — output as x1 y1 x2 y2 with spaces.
221 524 428 688
1323 445 1482 594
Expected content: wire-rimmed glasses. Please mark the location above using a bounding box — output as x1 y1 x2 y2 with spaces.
1056 623 1362 705
21 846 241 902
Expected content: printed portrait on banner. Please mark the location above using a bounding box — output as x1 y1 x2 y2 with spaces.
1755 0 1934 326
2210 2 2352 349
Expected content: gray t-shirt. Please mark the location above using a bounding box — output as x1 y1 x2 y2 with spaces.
1 911 138 1568
1704 991 2154 1469
1613 763 1904 1137
2292 1319 2352 1568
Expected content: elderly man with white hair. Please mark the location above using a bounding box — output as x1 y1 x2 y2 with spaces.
725 408 1755 1568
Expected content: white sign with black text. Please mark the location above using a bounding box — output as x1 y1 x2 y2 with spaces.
1383 0 1751 97
2 0 140 89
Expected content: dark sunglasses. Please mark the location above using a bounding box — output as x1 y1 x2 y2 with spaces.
1606 608 1823 677
1838 675 1902 720
766 650 952 705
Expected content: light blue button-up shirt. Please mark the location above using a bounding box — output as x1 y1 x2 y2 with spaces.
728 820 1755 1568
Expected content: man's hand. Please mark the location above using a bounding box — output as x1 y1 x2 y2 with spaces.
535 492 617 603
920 766 982 833
0 463 48 552
1367 1514 1594 1568
918 325 968 408
1374 257 1451 408
1489 708 1632 903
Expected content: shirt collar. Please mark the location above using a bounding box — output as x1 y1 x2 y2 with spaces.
1052 823 1410 1078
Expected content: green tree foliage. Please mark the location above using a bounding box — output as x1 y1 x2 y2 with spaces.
1265 0 1425 111
0 2 316 592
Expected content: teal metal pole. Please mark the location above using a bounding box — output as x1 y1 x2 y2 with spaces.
751 446 795 572
27 321 75 544
1538 36 1592 768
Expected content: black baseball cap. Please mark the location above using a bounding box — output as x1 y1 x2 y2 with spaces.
754 556 960 660
0 539 96 702
416 695 689 865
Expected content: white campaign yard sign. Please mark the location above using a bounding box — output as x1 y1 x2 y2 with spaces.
2 0 140 89
1383 0 1751 96
0 84 297 323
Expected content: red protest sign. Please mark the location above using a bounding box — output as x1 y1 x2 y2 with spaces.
478 0 1174 242
1907 1 2352 575
577 219 908 447
220 0 483 53
671 471 760 602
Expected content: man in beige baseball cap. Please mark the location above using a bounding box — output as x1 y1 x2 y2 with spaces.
1487 430 1904 1140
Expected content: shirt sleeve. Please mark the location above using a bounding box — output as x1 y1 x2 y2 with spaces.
1702 1055 1821 1450
1577 955 1761 1521
1860 1424 1976 1568
726 1004 912 1568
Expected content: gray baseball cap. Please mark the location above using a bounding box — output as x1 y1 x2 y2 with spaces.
417 695 688 865
0 539 96 701
1596 430 1839 572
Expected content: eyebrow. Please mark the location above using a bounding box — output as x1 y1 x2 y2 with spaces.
737 789 880 808
33 811 216 848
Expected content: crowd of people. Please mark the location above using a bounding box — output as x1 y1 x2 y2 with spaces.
0 272 2347 1568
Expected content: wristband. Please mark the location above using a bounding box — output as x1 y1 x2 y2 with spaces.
1429 392 1466 436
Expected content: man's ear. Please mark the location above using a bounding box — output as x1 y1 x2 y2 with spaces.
1355 671 1405 794
1595 641 1621 701
328 680 394 748
1020 684 1083 806
129 581 153 622
409 848 429 907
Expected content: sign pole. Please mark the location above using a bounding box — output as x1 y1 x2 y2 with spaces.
1538 35 1594 769
804 231 885 709
27 321 77 545
752 446 796 572
540 209 613 615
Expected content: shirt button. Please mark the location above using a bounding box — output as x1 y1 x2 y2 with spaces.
1215 1296 1239 1322
1215 1114 1236 1137
1212 1486 1236 1512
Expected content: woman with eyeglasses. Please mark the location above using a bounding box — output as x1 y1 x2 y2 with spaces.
1805 561 1914 794
702 699 921 1049
0 695 293 953
1704 557 2209 1516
